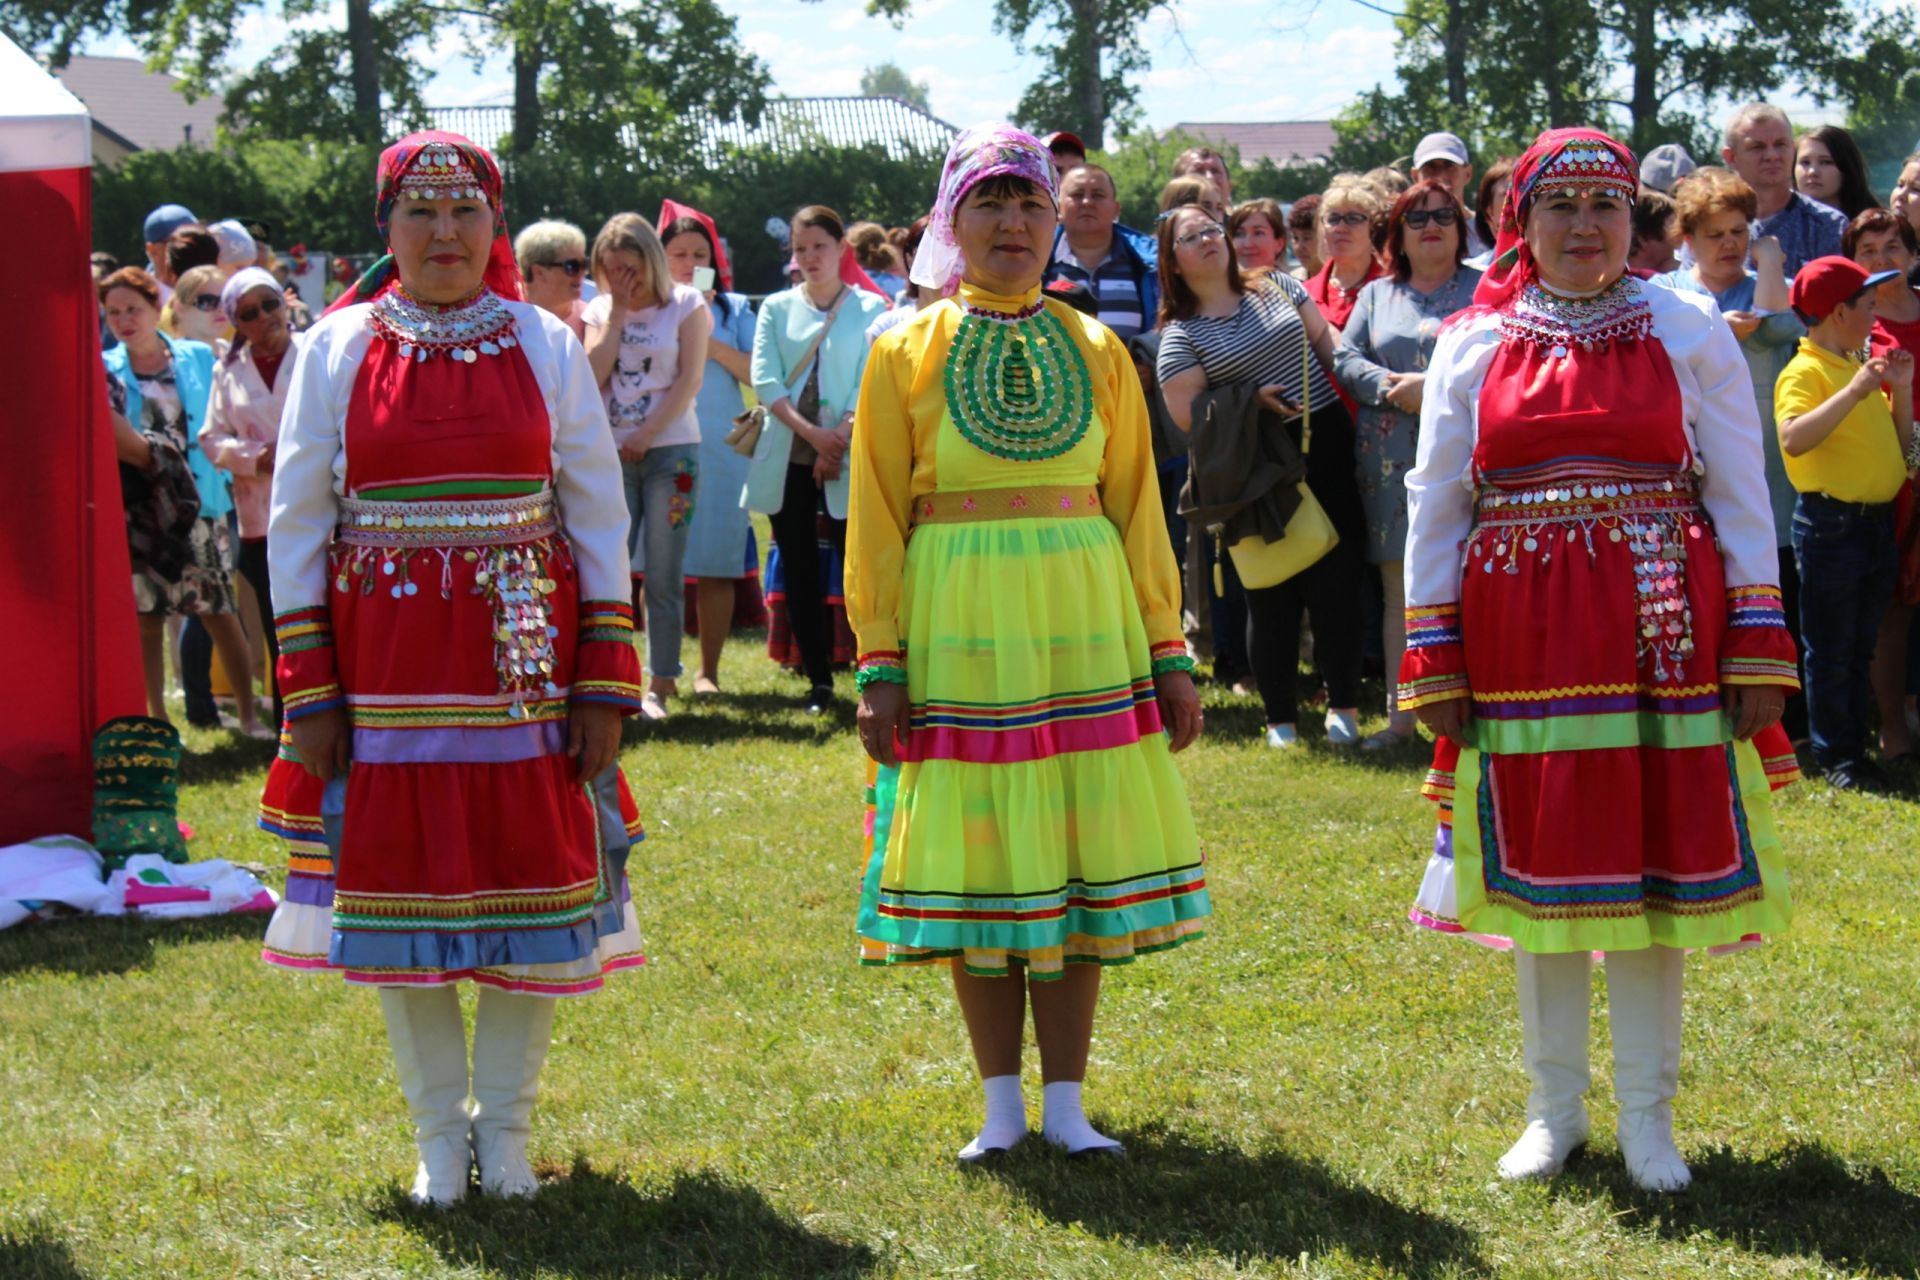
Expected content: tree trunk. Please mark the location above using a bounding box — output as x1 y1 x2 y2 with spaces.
512 34 544 156
1626 0 1659 151
1444 0 1469 111
1069 0 1104 150
1538 3 1572 127
346 0 380 144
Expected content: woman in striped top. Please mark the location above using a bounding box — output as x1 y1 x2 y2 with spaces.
1156 204 1368 747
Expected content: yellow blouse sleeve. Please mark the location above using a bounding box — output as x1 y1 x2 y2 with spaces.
846 327 916 680
1090 324 1185 656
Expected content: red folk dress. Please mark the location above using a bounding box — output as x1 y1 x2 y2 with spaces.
259 286 647 995
1398 276 1800 955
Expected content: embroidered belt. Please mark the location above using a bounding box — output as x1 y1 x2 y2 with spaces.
1473 475 1699 527
338 489 557 547
911 485 1107 526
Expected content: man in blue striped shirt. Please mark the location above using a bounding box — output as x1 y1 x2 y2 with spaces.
1045 164 1160 341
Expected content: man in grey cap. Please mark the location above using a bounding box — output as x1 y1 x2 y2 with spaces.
1639 143 1697 194
1412 131 1487 254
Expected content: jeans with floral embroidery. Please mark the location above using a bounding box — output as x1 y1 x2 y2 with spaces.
622 443 699 680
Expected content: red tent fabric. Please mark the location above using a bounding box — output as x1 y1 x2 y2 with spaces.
0 36 143 843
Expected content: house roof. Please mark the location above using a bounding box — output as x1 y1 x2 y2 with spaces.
400 94 959 163
1169 121 1337 169
52 54 225 153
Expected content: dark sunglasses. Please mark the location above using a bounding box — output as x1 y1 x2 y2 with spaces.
1323 211 1370 227
1403 207 1459 228
235 294 283 325
543 258 588 276
189 293 224 312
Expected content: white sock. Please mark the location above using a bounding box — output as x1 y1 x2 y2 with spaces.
1040 1080 1122 1154
957 1074 1027 1161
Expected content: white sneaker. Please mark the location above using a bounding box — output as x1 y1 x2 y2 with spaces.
640 691 670 722
1325 710 1359 746
1264 724 1298 749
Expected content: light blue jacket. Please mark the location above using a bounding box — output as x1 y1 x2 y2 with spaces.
103 332 232 520
746 285 889 518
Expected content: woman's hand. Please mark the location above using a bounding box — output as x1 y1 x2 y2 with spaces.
289 707 350 780
1722 310 1763 342
1723 685 1786 741
1415 697 1471 745
1155 670 1203 753
812 452 841 486
618 437 650 463
606 263 642 315
568 702 622 780
256 439 277 472
858 683 910 765
1383 371 1426 415
1751 235 1786 274
1256 384 1300 418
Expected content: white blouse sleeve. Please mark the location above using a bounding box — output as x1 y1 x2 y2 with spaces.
1403 316 1498 607
266 307 364 614
1654 287 1781 590
515 303 632 604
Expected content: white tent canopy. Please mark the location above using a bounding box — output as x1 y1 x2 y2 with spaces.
0 34 91 174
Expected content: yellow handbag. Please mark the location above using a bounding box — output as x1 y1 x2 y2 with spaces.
1223 285 1338 589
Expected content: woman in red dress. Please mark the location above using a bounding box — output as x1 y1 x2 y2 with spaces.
1400 129 1801 1192
257 132 646 1205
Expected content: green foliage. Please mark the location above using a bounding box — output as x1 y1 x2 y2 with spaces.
220 0 438 141
860 61 933 112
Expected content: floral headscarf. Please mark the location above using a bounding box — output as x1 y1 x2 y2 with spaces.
327 130 526 313
910 124 1059 294
1473 126 1640 310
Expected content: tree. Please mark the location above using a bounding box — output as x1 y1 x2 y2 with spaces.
860 61 931 111
817 0 1177 149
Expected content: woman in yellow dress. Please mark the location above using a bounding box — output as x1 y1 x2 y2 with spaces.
848 125 1209 1162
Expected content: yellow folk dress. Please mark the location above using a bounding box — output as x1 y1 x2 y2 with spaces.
847 282 1209 978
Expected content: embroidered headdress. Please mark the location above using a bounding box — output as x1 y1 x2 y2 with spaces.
327 130 526 314
911 124 1059 294
1473 127 1639 310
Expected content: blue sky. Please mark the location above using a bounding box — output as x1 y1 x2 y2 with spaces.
84 0 1844 133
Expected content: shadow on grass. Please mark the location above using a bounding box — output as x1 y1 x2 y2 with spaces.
177 735 280 786
982 1123 1485 1278
619 690 858 748
379 1160 877 1279
1555 1142 1920 1278
0 910 265 977
0 1234 90 1279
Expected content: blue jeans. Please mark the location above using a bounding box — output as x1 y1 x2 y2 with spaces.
1791 492 1896 768
622 443 699 680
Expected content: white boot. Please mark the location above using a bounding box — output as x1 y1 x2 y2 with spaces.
1605 946 1690 1192
1498 949 1593 1179
470 987 557 1197
379 986 472 1206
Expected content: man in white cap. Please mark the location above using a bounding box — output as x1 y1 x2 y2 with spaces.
1412 131 1486 254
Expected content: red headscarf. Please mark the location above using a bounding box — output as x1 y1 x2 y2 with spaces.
840 243 886 298
656 199 733 293
1472 127 1640 311
327 130 525 314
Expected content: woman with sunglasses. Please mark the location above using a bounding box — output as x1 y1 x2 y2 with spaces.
1333 180 1482 749
1305 176 1387 331
515 220 591 340
165 264 232 353
201 267 303 727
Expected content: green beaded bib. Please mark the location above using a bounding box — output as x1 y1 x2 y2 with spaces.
943 300 1095 461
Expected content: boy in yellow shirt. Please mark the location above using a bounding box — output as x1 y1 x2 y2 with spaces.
1776 255 1916 789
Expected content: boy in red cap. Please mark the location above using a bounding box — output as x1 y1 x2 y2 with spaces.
1776 255 1917 788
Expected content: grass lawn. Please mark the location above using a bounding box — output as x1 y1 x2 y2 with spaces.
3 637 1919 1279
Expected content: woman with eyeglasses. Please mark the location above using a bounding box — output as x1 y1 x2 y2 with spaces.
1333 180 1483 750
583 213 713 721
201 267 303 728
1156 206 1368 748
100 266 273 739
515 220 591 340
1305 176 1387 332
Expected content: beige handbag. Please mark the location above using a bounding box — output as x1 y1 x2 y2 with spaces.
726 289 848 457
1224 285 1338 589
